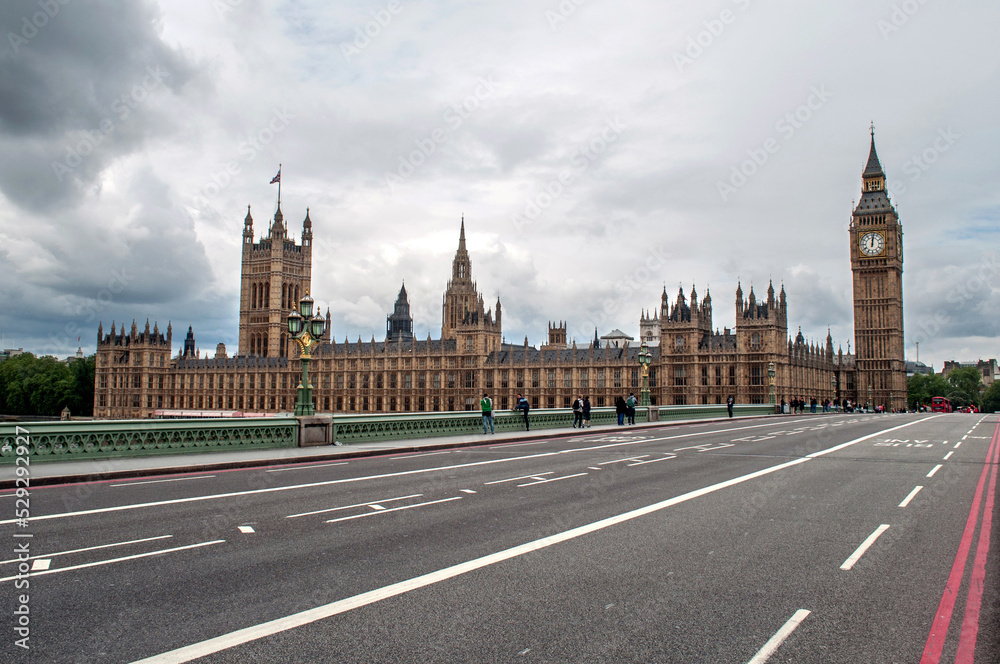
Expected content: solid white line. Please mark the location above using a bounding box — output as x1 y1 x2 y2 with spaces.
0 540 225 583
746 609 812 664
325 497 462 524
518 473 588 487
488 439 553 448
286 494 422 519
110 475 215 488
129 455 815 664
899 486 924 508
943 451 954 461
266 462 348 473
598 456 648 465
628 456 676 466
927 464 943 478
840 525 891 570
0 535 174 566
484 472 554 485
392 451 451 459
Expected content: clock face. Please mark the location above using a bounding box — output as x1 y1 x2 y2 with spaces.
859 232 885 257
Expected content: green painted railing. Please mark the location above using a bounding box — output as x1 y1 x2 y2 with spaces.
0 418 299 463
329 404 774 445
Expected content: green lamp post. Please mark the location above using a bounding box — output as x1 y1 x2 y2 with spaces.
767 361 776 406
638 341 652 407
288 293 326 416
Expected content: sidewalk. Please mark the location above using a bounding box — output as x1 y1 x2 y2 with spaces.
0 415 774 489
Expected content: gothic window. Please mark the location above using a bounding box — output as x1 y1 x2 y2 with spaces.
751 333 761 350
465 371 474 388
614 369 622 388
675 335 685 350
264 282 270 308
673 367 686 386
548 370 556 388
251 283 257 309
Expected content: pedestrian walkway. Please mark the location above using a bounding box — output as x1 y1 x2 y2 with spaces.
0 414 776 488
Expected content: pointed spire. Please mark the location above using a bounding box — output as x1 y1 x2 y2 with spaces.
863 127 884 178
459 215 467 251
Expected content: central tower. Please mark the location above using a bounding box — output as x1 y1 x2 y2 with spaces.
849 129 906 409
441 219 502 354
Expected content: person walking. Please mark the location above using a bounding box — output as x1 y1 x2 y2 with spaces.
726 394 735 418
615 395 627 426
626 392 637 425
481 392 494 434
515 393 530 431
572 396 584 428
582 396 591 428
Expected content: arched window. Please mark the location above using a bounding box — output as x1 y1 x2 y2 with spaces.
264 282 270 309
262 334 268 357
281 284 287 309
280 333 287 357
251 283 257 309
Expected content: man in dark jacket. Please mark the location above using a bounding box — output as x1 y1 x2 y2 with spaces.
572 396 584 428
615 396 627 426
727 395 734 418
582 396 591 428
515 393 530 430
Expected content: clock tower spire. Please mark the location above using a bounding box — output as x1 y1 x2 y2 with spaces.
849 128 906 410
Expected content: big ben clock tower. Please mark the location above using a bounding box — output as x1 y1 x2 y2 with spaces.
850 128 906 410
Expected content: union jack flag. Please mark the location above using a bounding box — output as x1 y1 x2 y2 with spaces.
270 169 281 184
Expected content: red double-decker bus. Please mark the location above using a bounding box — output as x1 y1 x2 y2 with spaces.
930 396 952 413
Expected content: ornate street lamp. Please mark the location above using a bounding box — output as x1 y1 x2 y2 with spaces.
831 373 838 412
767 362 776 406
868 384 873 413
288 293 326 416
638 341 652 407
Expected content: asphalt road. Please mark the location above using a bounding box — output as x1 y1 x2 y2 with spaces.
1 413 998 663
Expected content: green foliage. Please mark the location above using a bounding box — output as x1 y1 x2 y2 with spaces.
0 353 95 417
907 373 952 409
982 381 1000 413
947 367 984 406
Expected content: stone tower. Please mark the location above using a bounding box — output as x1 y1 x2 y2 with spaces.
238 203 313 357
849 129 906 409
387 282 415 342
441 218 502 355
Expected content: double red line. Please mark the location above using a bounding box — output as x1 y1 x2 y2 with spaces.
920 419 1000 663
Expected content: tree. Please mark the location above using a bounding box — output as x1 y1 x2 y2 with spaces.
908 373 951 409
948 367 984 407
982 381 1000 413
0 353 96 417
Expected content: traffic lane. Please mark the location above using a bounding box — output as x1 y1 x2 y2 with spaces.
185 435 991 664
0 414 901 520
17 442 825 662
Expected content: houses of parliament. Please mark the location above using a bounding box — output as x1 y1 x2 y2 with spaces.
93 135 907 419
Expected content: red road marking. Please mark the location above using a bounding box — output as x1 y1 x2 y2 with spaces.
955 422 1000 662
919 424 998 664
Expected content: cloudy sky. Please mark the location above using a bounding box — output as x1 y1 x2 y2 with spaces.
1 0 997 372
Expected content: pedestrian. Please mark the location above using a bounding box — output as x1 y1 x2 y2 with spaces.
481 392 494 434
572 395 584 428
615 395 627 426
781 398 787 414
727 394 734 418
582 396 591 428
626 392 637 425
515 393 530 430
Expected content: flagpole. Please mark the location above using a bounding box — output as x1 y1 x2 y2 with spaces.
277 163 282 211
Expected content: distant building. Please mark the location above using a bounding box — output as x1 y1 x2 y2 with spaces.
942 359 998 386
0 348 24 363
906 360 934 376
600 329 634 349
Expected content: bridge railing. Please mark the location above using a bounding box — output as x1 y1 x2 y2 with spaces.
0 417 299 463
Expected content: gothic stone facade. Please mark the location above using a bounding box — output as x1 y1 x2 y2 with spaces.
95 138 909 419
